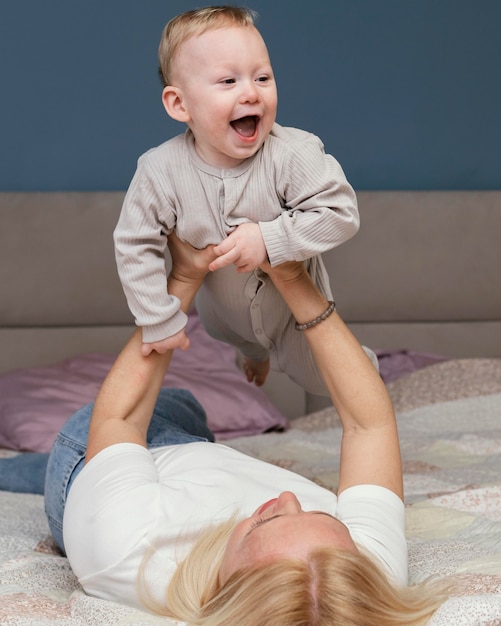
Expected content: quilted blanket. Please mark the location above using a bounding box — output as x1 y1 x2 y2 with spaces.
1 359 501 625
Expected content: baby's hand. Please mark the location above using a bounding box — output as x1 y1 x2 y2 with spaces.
209 223 267 272
141 329 190 356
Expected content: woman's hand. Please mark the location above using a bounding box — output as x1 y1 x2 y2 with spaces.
259 259 308 285
262 261 331 330
167 232 218 309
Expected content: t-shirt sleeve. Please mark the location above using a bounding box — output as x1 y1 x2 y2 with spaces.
336 484 408 586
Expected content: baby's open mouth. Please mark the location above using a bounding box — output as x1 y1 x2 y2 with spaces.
230 115 258 138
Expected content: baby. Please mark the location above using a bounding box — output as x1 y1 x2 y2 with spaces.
114 6 374 394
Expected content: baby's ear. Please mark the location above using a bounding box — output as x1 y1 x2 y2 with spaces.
162 86 190 123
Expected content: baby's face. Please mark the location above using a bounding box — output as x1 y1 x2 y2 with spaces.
171 26 277 169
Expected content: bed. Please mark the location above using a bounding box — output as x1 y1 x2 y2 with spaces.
1 191 500 625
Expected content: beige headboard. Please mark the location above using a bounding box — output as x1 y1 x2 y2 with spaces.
1 191 500 417
326 191 500 359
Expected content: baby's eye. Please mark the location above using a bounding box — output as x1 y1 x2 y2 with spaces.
222 78 236 85
256 75 270 83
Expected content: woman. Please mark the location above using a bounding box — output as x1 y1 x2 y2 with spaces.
43 234 446 625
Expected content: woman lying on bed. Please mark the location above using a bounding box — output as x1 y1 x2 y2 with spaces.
42 234 446 626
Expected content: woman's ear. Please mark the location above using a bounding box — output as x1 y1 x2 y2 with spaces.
162 86 190 123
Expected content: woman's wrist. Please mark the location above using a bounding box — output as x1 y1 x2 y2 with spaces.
295 301 336 331
167 233 216 311
264 261 330 325
167 273 204 313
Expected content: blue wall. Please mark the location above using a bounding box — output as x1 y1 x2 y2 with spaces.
1 1 500 191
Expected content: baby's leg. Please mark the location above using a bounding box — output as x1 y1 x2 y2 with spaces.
243 357 270 387
272 316 379 396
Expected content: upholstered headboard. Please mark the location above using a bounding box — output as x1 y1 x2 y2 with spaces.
325 191 500 358
1 191 500 416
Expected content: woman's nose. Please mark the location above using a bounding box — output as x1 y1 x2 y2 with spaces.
274 491 302 514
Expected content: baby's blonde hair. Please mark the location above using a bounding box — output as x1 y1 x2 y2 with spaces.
139 518 449 626
158 6 257 87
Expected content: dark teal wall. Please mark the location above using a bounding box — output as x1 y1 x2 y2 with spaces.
1 1 500 191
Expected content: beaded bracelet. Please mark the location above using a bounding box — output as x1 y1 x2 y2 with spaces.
294 301 336 331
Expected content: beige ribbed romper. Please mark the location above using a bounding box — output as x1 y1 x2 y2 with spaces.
114 123 372 395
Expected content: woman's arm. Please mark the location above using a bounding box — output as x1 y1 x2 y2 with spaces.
264 261 403 499
85 234 217 464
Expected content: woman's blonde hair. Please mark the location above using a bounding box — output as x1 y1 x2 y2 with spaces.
139 518 449 626
158 6 257 87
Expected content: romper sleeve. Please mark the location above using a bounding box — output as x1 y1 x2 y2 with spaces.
114 154 187 343
259 131 360 266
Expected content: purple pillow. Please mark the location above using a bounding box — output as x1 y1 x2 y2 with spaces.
0 312 288 452
375 349 449 384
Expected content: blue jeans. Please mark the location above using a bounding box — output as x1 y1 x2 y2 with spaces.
0 452 49 495
37 388 213 554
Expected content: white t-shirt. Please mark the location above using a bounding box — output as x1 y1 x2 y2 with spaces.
63 441 407 612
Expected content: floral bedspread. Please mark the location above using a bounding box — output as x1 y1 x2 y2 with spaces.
1 359 501 625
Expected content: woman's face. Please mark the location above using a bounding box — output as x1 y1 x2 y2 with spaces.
219 491 358 582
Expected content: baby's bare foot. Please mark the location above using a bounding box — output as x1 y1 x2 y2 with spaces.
243 357 270 387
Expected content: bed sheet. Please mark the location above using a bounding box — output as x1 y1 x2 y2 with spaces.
1 358 501 625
